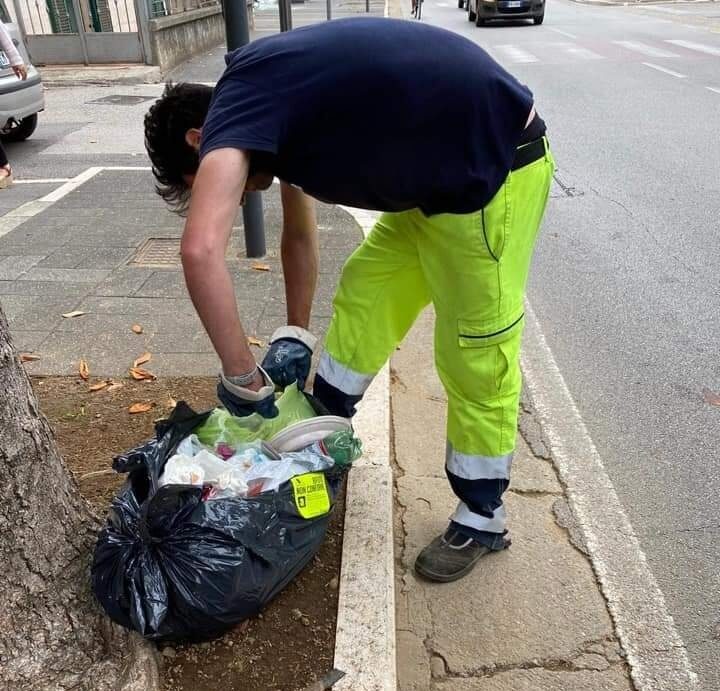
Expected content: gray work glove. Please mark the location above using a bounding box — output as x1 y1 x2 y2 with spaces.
218 364 278 418
261 326 317 391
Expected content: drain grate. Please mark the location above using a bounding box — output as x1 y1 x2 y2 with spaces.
86 94 155 106
130 238 182 267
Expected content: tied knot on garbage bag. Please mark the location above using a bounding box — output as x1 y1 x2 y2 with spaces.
91 384 362 641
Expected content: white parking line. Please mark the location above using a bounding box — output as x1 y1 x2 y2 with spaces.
613 40 680 58
666 39 720 56
522 304 699 691
40 166 104 203
547 27 577 39
642 62 687 78
493 44 539 63
562 44 604 60
707 86 720 94
14 178 71 185
0 166 153 238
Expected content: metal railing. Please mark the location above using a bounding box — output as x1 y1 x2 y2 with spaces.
148 0 220 19
18 0 138 34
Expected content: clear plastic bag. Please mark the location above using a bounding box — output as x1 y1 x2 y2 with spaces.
159 449 250 498
244 451 335 495
195 383 316 447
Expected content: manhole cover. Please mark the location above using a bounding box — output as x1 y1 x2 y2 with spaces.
86 94 155 106
130 238 240 266
130 238 182 267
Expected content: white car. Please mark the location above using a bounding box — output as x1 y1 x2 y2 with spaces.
0 1 43 141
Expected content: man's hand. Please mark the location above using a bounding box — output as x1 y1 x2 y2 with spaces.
12 64 27 81
262 326 317 390
218 366 278 418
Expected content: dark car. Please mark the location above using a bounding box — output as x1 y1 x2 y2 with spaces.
463 0 545 26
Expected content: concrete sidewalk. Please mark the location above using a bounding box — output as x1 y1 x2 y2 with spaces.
392 311 635 691
0 170 361 377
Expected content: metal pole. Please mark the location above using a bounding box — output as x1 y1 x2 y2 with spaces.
70 0 90 65
279 0 292 31
365 0 369 11
326 0 331 20
134 0 152 65
224 0 266 258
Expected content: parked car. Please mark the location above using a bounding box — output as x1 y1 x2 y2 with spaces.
466 0 545 26
0 0 43 141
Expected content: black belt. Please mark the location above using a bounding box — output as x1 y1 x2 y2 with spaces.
511 137 546 171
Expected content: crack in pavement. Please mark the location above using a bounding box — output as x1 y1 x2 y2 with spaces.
436 637 627 680
588 184 695 275
507 486 564 498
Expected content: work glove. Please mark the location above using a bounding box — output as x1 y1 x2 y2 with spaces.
261 326 317 391
218 365 278 418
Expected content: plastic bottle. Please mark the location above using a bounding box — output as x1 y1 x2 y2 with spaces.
306 430 362 467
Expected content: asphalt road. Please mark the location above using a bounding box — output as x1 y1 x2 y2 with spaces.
416 1 720 687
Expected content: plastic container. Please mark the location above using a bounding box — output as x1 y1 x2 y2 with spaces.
268 416 352 453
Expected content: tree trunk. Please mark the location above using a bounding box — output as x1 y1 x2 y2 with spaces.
0 307 159 691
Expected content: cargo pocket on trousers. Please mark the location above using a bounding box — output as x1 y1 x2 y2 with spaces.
457 310 525 395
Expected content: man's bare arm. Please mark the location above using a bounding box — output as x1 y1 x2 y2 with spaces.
181 148 258 381
280 182 318 329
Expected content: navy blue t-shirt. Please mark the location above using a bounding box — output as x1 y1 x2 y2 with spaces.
200 17 534 215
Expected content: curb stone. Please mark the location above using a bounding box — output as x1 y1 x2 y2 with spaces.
331 208 397 691
38 65 162 87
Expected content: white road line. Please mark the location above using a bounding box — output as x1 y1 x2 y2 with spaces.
494 44 539 63
562 44 604 60
522 304 699 691
547 26 577 39
14 178 71 185
0 166 153 239
436 1 449 6
40 166 103 203
642 62 687 78
706 86 720 94
613 40 680 58
666 39 720 56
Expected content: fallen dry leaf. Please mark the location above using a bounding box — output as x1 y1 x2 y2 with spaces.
88 380 111 392
133 352 152 368
251 262 271 272
128 402 154 414
78 359 90 381
702 388 720 407
129 367 157 381
247 336 265 348
106 381 124 392
19 353 41 363
167 397 177 409
62 310 86 319
131 324 144 335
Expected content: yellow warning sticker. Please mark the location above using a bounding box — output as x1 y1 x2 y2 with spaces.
291 473 330 519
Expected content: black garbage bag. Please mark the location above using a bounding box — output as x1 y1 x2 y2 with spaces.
91 401 343 642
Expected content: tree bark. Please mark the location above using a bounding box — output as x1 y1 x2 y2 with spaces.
0 307 159 691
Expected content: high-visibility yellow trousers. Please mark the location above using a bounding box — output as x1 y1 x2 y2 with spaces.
314 140 555 543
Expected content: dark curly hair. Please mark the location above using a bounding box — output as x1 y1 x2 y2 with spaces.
144 82 214 214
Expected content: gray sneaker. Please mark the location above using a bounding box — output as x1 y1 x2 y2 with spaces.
414 528 509 583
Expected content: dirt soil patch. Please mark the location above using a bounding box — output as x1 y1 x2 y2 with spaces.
33 376 345 691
